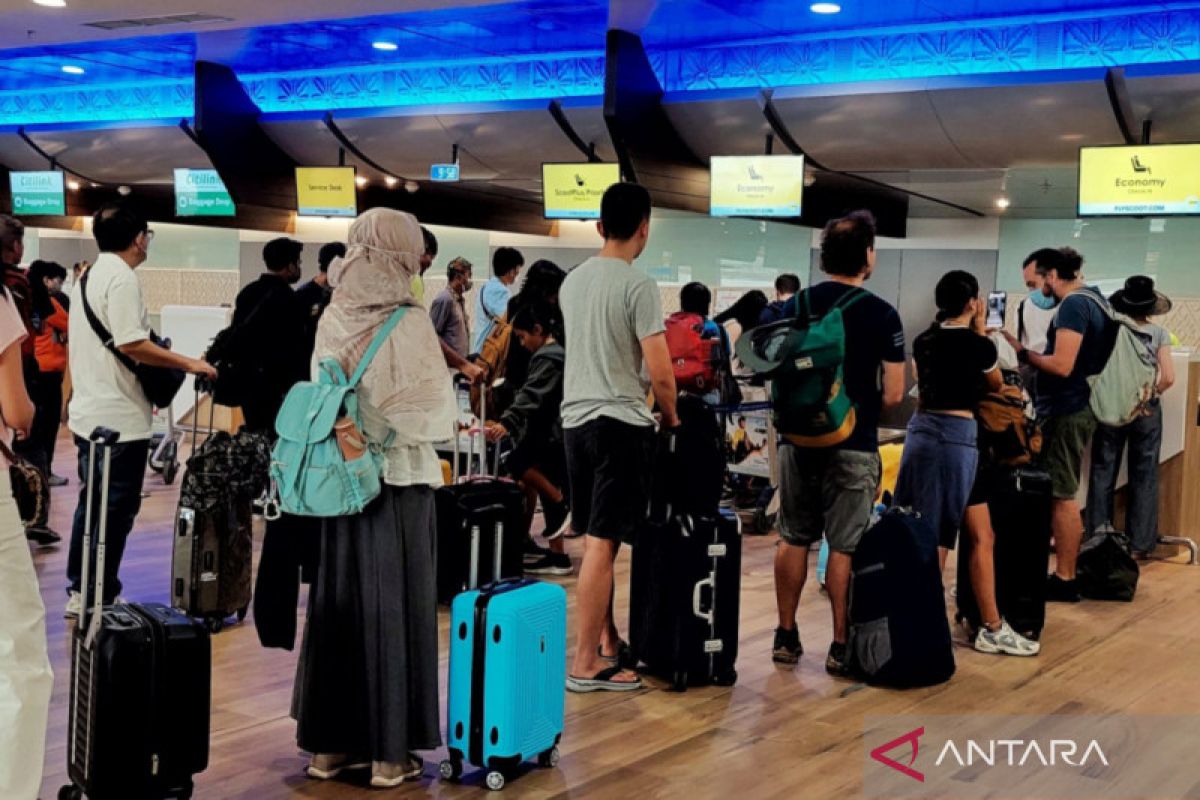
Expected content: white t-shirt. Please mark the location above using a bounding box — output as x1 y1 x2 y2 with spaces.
68 253 154 441
0 291 28 466
1018 293 1057 355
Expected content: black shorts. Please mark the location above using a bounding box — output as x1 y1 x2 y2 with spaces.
967 461 1004 507
506 435 567 490
564 417 655 543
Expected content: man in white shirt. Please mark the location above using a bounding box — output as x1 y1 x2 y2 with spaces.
1016 248 1061 399
65 204 216 617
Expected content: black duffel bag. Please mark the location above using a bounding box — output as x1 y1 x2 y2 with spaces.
1076 530 1140 602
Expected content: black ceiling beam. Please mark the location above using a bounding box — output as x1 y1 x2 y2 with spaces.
1105 67 1140 146
603 28 709 212
16 127 107 187
759 89 983 220
548 100 600 162
323 113 401 179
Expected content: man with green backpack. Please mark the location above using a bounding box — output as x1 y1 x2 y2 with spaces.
740 211 905 676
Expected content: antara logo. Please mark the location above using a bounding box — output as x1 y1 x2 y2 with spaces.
871 727 926 782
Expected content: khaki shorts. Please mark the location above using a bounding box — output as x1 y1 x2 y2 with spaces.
777 445 881 554
1038 407 1098 499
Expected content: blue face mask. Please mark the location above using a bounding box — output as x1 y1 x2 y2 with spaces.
1029 291 1058 310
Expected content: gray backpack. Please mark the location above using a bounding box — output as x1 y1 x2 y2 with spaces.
1073 291 1159 426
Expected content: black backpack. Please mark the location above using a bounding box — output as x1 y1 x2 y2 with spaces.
1076 531 1139 602
847 508 956 688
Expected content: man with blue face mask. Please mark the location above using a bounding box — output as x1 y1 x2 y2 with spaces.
1016 248 1060 399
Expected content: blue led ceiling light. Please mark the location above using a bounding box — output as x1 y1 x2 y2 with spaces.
61 65 85 75
372 41 399 51
809 3 841 13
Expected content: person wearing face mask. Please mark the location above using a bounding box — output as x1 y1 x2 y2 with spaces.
429 256 473 362
1015 249 1061 400
65 204 217 617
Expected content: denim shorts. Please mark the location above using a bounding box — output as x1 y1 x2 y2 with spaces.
893 412 979 550
778 445 881 554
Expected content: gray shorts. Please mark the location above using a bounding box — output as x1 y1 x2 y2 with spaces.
777 445 881 554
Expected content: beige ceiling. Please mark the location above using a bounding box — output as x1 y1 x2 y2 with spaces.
0 0 506 49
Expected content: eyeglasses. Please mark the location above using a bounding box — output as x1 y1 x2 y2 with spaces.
144 229 156 242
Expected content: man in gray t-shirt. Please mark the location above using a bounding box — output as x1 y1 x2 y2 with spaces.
560 183 678 694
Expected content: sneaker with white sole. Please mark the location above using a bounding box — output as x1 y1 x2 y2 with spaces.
974 620 1040 657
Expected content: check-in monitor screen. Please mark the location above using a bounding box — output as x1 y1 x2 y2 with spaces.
542 163 621 219
296 167 358 218
1078 144 1200 217
9 171 65 216
174 169 235 217
709 155 805 218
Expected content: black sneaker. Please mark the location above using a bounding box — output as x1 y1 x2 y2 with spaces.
1046 573 1081 603
25 525 62 547
542 500 571 540
772 626 803 665
525 551 572 576
825 641 852 677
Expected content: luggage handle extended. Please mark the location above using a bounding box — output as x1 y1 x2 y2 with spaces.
467 503 508 590
80 426 121 649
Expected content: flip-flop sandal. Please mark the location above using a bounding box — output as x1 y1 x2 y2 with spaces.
567 665 642 693
598 640 631 666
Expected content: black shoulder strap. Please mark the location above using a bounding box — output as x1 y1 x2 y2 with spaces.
79 271 140 376
1018 299 1026 343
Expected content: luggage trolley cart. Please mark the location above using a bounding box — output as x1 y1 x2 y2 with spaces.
147 404 182 485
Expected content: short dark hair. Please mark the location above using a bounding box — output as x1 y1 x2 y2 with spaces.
447 256 472 280
493 246 524 278
820 210 877 277
422 226 438 257
775 273 801 295
93 203 148 253
1023 248 1063 274
0 214 24 257
1025 247 1082 281
934 270 980 321
600 182 651 241
263 238 304 272
318 241 346 273
680 282 712 317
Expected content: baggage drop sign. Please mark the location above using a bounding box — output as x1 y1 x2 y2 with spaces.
174 169 236 217
9 171 66 216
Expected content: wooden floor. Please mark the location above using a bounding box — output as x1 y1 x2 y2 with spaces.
29 432 1200 799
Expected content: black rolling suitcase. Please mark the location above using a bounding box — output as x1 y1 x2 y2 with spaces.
61 428 211 800
436 393 524 604
629 508 742 690
956 466 1052 641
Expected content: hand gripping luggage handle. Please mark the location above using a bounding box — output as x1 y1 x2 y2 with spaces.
81 427 121 648
692 575 715 625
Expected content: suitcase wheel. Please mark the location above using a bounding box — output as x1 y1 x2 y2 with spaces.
205 617 224 634
713 669 738 687
439 758 463 782
486 770 506 791
671 671 688 692
58 785 82 800
537 746 560 769
237 605 249 622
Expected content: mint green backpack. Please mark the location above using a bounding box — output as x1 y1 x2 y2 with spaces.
270 307 405 517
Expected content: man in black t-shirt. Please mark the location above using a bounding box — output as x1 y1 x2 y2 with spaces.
772 211 906 675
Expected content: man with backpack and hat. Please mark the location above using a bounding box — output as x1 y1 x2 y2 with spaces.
755 210 906 676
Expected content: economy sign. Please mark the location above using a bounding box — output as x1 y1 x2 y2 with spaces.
9 171 65 216
295 167 357 218
710 155 805 218
174 169 235 217
1078 144 1200 216
541 163 620 219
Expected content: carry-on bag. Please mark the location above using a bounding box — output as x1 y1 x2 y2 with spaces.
956 466 1052 640
62 427 211 800
629 507 742 690
1077 528 1140 602
170 388 270 632
436 389 525 603
847 507 955 688
440 518 566 791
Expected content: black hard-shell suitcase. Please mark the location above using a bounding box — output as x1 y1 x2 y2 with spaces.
436 393 524 604
956 466 1051 640
62 428 211 800
629 509 742 690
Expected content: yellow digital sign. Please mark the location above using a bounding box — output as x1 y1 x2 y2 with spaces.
1079 144 1200 216
710 155 805 218
296 167 358 218
542 163 621 219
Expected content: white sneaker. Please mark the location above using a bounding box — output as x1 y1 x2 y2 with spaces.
974 620 1040 657
64 592 82 619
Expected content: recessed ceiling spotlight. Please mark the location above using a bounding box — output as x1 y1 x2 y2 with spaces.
810 2 841 13
117 185 131 196
33 0 68 7
67 179 81 191
404 181 419 193
995 196 1011 210
61 65 85 75
384 176 399 188
372 41 398 51
355 175 369 187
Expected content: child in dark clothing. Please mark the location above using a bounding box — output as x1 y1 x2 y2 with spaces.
485 301 571 575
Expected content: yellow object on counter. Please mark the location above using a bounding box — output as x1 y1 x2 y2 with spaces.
878 442 904 502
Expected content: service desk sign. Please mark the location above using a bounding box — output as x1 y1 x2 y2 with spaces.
174 169 235 217
710 155 805 218
9 171 65 216
542 162 620 219
295 167 357 218
1078 144 1200 216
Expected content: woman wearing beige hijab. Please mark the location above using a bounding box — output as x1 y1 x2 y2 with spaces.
293 208 457 788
